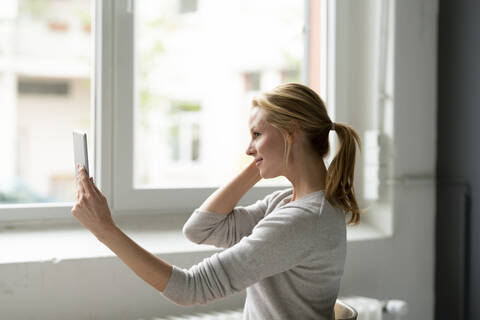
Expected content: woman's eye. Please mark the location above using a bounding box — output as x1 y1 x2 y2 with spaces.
253 132 261 138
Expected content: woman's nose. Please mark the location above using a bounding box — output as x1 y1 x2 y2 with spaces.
245 142 255 156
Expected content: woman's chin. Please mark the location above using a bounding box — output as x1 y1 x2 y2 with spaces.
259 170 280 180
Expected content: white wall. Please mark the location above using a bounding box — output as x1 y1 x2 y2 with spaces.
0 250 245 319
0 0 437 319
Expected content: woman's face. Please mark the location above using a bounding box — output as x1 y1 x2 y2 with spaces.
246 107 286 178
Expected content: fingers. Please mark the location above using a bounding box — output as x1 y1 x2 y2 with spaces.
87 177 106 202
78 176 86 196
87 177 99 197
78 166 95 199
89 177 102 198
71 203 80 216
76 166 108 204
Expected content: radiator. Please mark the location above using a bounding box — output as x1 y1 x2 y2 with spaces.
342 296 408 320
147 297 407 320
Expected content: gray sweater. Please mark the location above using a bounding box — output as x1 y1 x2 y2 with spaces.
162 188 346 320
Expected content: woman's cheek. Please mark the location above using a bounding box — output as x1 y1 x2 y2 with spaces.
256 137 265 153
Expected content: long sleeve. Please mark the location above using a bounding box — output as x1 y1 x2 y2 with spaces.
163 207 318 306
182 190 286 248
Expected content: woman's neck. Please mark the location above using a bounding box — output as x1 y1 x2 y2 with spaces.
287 154 327 202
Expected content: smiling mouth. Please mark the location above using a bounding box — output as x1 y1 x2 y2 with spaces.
255 158 263 166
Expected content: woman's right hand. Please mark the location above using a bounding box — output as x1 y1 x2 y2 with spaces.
198 160 262 214
246 158 262 176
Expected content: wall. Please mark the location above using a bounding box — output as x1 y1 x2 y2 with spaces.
0 0 437 319
0 249 245 319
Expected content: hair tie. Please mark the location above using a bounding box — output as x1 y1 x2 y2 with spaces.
330 122 336 131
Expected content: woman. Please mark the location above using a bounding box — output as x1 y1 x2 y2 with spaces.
72 83 362 320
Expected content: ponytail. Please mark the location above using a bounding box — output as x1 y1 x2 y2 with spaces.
326 122 363 225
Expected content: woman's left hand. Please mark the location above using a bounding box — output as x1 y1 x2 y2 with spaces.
72 165 117 240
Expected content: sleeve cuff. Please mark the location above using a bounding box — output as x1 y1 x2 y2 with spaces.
162 265 189 305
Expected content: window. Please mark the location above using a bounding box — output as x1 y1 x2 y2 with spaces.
1 0 395 236
107 0 316 213
0 0 324 219
325 0 395 235
0 0 92 208
133 0 307 191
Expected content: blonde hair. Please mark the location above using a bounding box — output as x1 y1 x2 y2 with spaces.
252 83 363 225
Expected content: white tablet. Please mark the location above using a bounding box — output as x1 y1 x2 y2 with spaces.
73 130 90 182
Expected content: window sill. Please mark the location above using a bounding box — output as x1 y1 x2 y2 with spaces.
0 215 388 265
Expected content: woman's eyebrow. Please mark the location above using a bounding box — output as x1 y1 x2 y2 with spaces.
250 126 262 134
250 121 265 132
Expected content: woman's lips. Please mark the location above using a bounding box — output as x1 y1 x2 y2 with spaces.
255 158 263 166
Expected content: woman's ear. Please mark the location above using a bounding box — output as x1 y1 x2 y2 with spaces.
287 120 300 143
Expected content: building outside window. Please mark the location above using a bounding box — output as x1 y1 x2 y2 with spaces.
0 0 92 204
135 0 306 189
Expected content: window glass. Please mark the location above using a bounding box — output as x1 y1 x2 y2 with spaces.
0 0 92 204
135 0 306 188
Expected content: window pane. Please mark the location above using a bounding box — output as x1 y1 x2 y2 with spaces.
135 0 306 188
0 0 92 204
